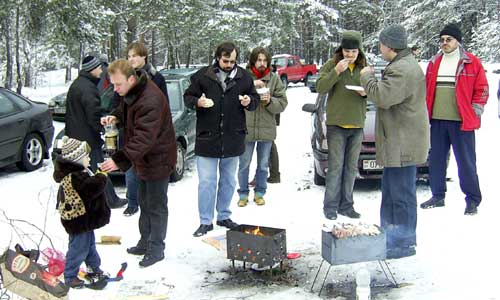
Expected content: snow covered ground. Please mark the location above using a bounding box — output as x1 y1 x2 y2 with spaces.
0 66 499 300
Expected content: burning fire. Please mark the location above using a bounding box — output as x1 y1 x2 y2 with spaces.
244 226 264 236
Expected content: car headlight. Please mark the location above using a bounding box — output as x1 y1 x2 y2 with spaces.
48 100 56 107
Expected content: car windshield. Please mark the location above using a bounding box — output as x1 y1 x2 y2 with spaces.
272 57 287 67
166 81 182 112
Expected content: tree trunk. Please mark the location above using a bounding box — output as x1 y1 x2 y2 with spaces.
15 6 22 94
151 29 156 67
169 43 175 69
23 39 32 87
110 19 120 60
3 15 13 89
126 16 137 46
185 44 191 68
65 64 71 83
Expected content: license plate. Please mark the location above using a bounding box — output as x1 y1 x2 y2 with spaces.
362 160 383 170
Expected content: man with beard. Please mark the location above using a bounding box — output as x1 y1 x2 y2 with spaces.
237 47 287 207
184 42 259 237
121 42 169 217
420 24 489 215
100 59 176 267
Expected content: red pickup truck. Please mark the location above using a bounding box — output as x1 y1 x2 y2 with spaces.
272 54 317 87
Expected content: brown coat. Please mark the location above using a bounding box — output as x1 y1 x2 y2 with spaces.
112 71 177 180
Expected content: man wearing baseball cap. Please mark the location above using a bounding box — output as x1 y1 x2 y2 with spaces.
421 23 489 215
360 25 429 259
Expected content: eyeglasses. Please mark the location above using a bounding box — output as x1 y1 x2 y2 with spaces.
439 37 455 44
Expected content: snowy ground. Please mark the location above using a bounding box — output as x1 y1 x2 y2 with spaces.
0 67 499 300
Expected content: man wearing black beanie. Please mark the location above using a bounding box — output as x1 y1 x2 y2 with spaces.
421 23 489 216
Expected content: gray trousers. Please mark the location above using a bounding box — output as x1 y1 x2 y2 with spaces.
323 125 363 218
136 177 169 257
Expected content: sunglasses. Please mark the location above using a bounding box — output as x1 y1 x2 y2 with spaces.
439 37 455 44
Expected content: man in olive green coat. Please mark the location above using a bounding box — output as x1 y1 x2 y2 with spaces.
316 30 367 221
360 25 429 259
237 47 288 207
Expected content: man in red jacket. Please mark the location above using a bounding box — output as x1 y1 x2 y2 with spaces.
421 24 489 215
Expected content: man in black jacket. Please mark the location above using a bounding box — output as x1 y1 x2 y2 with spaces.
184 42 259 237
65 55 126 209
121 42 169 217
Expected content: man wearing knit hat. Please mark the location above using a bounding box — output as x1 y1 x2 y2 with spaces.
421 23 489 215
360 24 429 259
65 55 127 209
316 30 367 221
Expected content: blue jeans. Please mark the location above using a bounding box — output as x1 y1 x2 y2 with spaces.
238 141 272 196
429 120 481 205
64 231 101 283
197 156 238 225
323 126 363 218
126 167 139 208
381 166 417 250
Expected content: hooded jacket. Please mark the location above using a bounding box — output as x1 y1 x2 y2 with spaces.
245 68 287 141
111 71 177 181
53 158 110 235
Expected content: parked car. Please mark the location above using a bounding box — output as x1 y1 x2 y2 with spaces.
272 54 317 87
51 68 197 182
0 87 54 171
47 93 67 121
306 74 319 92
302 64 429 185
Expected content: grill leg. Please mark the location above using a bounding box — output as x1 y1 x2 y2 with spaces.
231 260 235 269
280 261 283 272
378 260 399 287
243 262 246 270
310 259 324 292
318 264 332 296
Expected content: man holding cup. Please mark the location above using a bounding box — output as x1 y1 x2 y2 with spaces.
184 42 259 237
237 47 288 207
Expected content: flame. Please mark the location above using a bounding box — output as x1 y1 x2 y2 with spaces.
244 226 265 236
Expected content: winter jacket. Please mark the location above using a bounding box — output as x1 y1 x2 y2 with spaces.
245 69 287 141
65 71 103 150
143 63 168 100
316 50 367 127
111 71 177 181
184 64 259 157
426 46 489 131
53 158 110 235
360 49 430 167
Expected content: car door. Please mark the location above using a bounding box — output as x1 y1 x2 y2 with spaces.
0 90 28 161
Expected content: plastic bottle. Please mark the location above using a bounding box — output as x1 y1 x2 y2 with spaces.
356 268 371 300
104 124 119 154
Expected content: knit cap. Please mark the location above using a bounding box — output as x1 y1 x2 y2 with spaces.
379 25 408 50
440 23 462 43
81 56 101 72
61 136 90 164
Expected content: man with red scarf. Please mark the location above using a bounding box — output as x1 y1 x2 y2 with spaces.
237 47 288 207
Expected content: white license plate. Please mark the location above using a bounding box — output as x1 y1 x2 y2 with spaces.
54 107 65 114
362 160 383 170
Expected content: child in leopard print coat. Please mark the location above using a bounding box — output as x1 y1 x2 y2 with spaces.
53 136 110 288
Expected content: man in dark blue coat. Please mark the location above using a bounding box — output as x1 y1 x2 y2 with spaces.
184 42 259 237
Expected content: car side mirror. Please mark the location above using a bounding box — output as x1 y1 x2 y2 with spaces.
302 103 316 113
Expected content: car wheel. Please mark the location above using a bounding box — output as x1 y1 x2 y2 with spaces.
313 165 325 186
16 133 45 171
170 141 186 182
303 73 310 85
281 76 288 88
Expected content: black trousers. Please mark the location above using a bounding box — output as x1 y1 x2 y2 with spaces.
136 177 169 257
